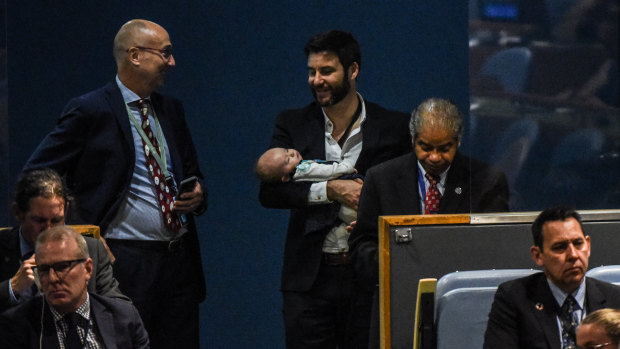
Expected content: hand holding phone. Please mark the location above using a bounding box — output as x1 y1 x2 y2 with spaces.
177 176 198 196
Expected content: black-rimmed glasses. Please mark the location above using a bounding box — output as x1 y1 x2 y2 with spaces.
578 343 614 349
130 46 174 60
32 259 86 279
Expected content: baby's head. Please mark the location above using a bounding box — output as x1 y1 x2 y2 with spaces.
255 147 302 182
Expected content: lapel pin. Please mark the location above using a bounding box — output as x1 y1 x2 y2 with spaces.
535 303 544 311
455 187 462 195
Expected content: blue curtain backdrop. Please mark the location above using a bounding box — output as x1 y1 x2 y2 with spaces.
3 2 468 347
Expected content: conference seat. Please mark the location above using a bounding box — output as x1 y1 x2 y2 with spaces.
477 47 532 94
586 265 620 285
413 269 537 349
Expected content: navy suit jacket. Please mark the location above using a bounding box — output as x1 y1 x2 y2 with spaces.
348 151 510 289
0 293 149 349
259 100 412 292
22 82 206 301
483 272 620 349
0 226 129 313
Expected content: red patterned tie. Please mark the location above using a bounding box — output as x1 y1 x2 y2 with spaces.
424 173 441 214
138 99 181 232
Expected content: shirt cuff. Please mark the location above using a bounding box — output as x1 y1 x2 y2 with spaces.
308 181 331 204
7 278 19 304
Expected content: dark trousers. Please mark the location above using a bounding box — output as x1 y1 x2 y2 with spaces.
107 237 200 349
282 262 372 349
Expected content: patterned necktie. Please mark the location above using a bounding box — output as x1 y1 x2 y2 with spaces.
424 173 441 214
560 296 578 349
138 99 181 232
63 312 82 349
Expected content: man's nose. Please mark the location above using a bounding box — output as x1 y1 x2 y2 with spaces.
428 151 441 162
168 54 176 67
566 244 579 259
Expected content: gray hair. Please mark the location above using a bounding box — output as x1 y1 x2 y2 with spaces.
409 98 464 144
35 225 90 259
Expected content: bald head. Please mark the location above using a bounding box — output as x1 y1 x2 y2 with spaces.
113 19 164 67
112 19 174 98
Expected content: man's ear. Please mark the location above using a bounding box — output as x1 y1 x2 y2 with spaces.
84 258 94 282
127 47 141 66
530 245 544 267
348 62 359 80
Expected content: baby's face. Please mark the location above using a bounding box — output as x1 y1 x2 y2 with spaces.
273 148 302 179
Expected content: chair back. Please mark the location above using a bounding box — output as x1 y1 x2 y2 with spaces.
435 287 497 349
586 265 620 286
479 47 532 94
434 269 538 349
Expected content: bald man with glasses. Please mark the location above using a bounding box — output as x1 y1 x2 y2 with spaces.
23 19 207 348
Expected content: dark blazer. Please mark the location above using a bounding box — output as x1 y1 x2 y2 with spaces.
0 293 149 349
348 151 510 289
259 100 412 292
0 226 129 312
22 82 206 302
483 272 620 349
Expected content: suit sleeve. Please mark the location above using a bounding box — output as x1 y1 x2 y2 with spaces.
22 97 92 174
92 239 131 302
483 284 521 349
349 167 381 291
129 303 150 349
0 279 13 312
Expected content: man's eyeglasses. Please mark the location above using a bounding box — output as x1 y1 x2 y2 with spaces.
130 46 174 60
578 343 614 349
32 259 86 279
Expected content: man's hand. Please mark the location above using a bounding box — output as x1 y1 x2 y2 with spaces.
326 178 363 210
173 181 205 214
11 255 36 294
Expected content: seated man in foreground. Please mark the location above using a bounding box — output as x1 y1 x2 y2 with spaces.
0 168 128 313
484 207 620 349
0 226 148 348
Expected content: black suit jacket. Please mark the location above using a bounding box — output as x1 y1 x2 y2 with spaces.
22 82 206 302
259 100 412 292
483 272 620 349
0 293 149 349
0 226 129 312
348 152 510 289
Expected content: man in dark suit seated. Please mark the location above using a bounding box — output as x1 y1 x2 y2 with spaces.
0 225 148 348
349 97 509 290
483 207 620 349
0 168 128 313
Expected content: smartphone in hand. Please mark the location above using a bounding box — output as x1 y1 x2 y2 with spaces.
177 176 198 196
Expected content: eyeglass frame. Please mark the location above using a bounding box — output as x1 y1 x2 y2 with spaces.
32 258 87 280
128 46 174 60
577 343 614 349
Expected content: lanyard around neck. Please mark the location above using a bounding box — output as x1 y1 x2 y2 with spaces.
125 102 171 179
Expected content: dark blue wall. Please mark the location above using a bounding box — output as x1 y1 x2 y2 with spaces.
4 2 468 347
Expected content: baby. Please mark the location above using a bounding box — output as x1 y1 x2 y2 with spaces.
256 147 358 252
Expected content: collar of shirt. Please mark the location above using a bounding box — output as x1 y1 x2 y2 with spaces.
116 75 148 105
322 92 366 162
50 293 91 325
18 226 34 259
547 277 586 312
417 162 450 195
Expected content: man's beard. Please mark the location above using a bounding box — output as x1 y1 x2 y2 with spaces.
311 77 351 107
